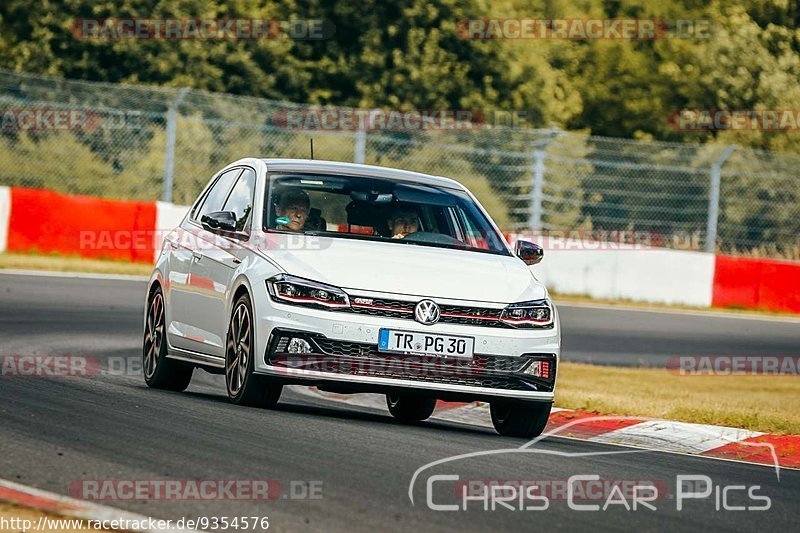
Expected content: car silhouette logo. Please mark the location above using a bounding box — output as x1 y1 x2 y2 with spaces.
414 300 440 325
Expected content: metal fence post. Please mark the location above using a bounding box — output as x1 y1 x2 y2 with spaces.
354 129 366 164
527 148 547 232
704 144 736 253
162 87 190 203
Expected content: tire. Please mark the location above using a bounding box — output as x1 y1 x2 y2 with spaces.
143 285 193 391
226 293 282 408
386 394 437 422
490 401 552 438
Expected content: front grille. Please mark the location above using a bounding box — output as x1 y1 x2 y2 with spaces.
267 334 555 392
355 298 416 311
345 296 510 328
313 338 528 372
347 307 410 320
271 353 543 391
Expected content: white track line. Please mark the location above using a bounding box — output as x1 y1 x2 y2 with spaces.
589 420 763 454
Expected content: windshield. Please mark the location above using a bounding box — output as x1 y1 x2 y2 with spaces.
264 174 510 255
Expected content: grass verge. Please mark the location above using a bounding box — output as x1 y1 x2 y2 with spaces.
0 252 152 277
556 362 800 435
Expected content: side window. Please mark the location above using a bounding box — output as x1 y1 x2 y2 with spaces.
222 168 255 231
194 168 243 220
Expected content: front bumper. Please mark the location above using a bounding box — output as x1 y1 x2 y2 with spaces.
252 292 560 402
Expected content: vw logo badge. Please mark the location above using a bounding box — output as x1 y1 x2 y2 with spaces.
414 300 440 325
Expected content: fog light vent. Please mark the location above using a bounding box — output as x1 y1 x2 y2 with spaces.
287 338 312 354
524 360 551 379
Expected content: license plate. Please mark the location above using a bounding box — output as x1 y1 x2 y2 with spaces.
378 329 474 359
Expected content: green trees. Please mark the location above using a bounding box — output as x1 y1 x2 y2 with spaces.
1 0 798 151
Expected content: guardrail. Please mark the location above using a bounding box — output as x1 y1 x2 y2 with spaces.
2 186 798 313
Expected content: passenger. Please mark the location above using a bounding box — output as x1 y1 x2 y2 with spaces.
274 189 310 231
386 204 420 239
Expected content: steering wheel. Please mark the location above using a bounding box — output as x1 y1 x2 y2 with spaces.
402 231 465 246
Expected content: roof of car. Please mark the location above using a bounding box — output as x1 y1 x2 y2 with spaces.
261 159 466 191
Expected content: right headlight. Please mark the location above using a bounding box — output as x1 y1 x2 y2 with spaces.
499 299 554 329
266 274 350 309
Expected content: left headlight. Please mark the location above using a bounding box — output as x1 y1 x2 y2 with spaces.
266 274 350 309
499 299 554 329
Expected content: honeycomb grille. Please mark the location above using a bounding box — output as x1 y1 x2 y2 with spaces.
268 336 554 392
312 338 525 372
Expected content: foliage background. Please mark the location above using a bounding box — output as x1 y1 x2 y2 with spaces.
0 0 798 257
1 0 799 151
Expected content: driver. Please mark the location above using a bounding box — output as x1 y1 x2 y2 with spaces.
274 189 310 231
386 204 420 239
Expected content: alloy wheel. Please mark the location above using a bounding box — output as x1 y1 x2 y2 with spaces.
143 292 164 379
226 303 251 396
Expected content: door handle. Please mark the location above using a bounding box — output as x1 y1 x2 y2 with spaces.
192 252 202 262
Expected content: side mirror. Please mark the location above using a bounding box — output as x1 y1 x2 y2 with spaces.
201 211 237 233
515 240 543 266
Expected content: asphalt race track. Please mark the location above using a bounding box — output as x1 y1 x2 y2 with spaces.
1 272 798 532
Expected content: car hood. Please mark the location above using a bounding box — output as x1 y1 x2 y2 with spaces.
262 235 546 303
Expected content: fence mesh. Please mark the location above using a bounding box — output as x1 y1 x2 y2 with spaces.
1 69 798 258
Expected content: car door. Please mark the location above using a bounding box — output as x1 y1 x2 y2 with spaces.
163 224 196 353
184 167 256 357
167 167 243 354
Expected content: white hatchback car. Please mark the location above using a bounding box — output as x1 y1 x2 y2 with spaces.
144 158 560 437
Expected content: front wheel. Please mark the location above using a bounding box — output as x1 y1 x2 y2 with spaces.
143 286 193 391
386 394 437 422
226 293 282 408
490 401 551 438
